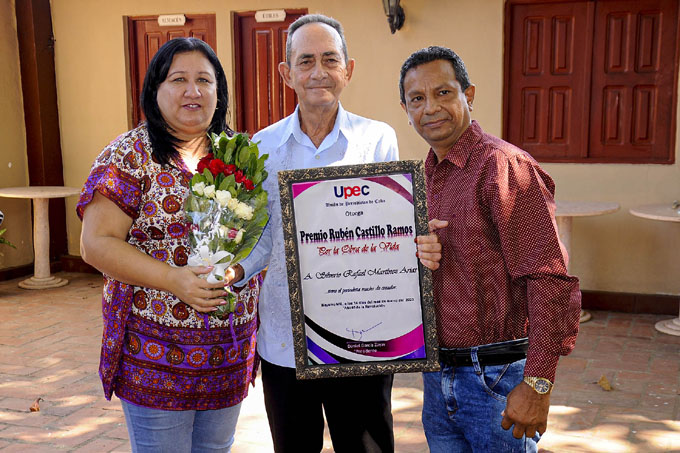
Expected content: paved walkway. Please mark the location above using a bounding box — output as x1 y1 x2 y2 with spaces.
0 272 678 452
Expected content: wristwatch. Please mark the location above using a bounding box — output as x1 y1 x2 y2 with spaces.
523 376 553 394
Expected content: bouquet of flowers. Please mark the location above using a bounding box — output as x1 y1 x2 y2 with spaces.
184 132 268 318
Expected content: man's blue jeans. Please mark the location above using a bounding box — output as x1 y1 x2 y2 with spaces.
121 399 242 453
422 354 540 452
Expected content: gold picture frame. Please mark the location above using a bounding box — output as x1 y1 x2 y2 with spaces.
278 160 439 379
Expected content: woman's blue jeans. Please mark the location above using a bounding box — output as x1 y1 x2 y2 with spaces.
422 356 540 452
121 399 242 453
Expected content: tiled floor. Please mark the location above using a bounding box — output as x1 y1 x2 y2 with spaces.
0 272 678 452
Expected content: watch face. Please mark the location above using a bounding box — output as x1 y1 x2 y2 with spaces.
535 379 551 394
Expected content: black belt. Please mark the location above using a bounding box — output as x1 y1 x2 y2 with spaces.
438 338 528 367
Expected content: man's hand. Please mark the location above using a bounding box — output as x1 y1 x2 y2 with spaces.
223 264 245 287
500 381 550 439
415 219 448 270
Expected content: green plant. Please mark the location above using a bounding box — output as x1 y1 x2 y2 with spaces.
0 229 15 248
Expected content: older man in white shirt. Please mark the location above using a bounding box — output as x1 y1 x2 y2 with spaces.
230 14 440 453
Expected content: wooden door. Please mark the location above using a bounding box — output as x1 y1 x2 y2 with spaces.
504 2 594 160
127 15 217 128
233 9 307 136
588 0 679 162
505 0 679 163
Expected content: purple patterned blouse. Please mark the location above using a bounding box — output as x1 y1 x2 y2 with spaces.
77 125 259 410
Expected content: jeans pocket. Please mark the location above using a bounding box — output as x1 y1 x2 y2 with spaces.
475 363 514 402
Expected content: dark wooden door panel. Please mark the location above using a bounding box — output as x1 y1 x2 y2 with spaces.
255 29 274 129
588 0 678 162
505 1 594 160
505 0 679 163
127 15 217 128
233 10 307 136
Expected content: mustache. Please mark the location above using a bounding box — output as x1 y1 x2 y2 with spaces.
420 115 449 125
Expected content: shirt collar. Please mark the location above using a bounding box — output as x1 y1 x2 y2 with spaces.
425 120 483 171
277 103 348 151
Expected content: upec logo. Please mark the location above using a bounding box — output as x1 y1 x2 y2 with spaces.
334 185 370 199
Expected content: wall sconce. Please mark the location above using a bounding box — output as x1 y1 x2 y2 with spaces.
382 0 405 34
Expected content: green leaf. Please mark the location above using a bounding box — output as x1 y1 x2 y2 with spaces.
239 146 249 166
232 248 250 263
217 135 229 159
253 210 269 227
0 229 15 248
186 195 200 212
257 154 268 172
202 168 214 185
224 138 236 163
256 190 268 205
245 154 256 177
235 133 247 149
239 191 256 203
222 173 235 188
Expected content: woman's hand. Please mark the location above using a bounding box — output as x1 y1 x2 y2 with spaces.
165 265 232 313
82 192 241 314
415 219 448 271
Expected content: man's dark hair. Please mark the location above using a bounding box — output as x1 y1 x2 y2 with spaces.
399 46 471 104
141 37 232 167
285 14 349 65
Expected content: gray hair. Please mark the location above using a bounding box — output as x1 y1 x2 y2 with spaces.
285 14 349 65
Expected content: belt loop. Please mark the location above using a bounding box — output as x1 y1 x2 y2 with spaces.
470 347 482 375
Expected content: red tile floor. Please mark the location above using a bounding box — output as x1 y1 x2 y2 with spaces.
0 272 678 452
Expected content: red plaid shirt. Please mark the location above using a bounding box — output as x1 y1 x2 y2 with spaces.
425 121 581 382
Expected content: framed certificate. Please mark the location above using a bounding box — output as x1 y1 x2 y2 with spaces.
278 160 439 379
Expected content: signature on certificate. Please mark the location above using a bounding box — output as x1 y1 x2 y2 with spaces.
346 322 383 340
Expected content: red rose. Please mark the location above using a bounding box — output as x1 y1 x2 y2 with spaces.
208 159 226 176
244 179 254 191
223 164 236 176
227 228 238 239
196 154 214 173
234 170 245 183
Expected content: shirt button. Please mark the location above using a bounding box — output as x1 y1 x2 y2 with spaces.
315 155 320 160
281 343 286 348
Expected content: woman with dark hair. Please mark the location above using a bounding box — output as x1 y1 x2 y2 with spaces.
77 38 258 452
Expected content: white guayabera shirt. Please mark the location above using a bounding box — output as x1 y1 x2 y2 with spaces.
238 103 399 368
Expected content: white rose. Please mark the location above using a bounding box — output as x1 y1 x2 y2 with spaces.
233 204 245 219
203 185 216 199
215 190 232 207
234 229 245 244
219 225 230 238
235 202 254 220
192 181 206 196
227 198 239 211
